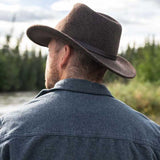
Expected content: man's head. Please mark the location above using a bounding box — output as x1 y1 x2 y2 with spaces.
27 3 136 84
45 38 107 89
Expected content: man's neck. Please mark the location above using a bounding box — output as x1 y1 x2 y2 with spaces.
60 75 103 84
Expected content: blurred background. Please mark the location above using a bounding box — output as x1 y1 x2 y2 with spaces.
0 0 160 124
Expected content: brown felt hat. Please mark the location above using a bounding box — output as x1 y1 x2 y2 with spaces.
27 3 136 78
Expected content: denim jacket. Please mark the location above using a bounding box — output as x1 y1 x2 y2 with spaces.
0 78 160 160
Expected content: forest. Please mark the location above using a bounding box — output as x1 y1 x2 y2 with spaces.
0 33 46 91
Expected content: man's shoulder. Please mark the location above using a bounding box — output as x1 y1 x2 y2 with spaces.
0 90 160 149
0 89 75 139
111 98 160 144
0 92 55 139
112 97 160 129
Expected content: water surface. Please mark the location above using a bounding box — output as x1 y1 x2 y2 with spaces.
0 91 38 115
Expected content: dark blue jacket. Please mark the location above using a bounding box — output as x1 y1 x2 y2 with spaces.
0 78 160 160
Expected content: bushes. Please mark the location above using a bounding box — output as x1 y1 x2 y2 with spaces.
107 80 160 116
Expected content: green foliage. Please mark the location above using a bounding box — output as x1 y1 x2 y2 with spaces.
0 34 46 91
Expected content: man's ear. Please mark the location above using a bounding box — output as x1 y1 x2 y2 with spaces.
59 45 72 69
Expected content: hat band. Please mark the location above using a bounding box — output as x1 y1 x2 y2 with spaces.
75 40 117 60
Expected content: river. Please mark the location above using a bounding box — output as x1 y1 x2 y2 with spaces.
0 91 38 115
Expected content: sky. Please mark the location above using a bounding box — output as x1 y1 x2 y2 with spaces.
0 0 160 54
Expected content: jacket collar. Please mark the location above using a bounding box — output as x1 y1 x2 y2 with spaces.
36 78 113 98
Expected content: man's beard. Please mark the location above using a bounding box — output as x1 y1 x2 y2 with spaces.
45 61 60 89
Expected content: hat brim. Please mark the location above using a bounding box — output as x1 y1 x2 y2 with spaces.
27 25 136 78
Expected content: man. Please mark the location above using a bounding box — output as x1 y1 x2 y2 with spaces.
0 3 160 160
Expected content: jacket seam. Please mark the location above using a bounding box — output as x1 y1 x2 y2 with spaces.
0 132 160 151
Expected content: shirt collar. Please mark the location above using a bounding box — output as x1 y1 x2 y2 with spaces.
36 78 113 98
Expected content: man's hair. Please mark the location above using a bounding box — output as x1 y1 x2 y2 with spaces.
54 38 107 82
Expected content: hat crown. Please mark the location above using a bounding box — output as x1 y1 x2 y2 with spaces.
55 3 122 57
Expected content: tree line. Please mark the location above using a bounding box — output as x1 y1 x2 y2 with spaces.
0 34 46 91
0 34 160 91
104 37 160 84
